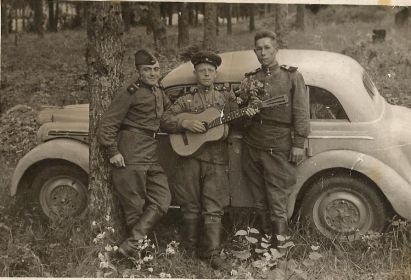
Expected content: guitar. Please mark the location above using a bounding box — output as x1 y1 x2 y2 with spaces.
169 95 288 156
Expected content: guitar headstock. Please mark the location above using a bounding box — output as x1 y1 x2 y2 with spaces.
259 95 289 108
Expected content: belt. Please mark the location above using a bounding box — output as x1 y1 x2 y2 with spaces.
252 119 291 128
120 125 157 138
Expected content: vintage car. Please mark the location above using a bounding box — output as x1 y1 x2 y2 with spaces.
10 50 411 240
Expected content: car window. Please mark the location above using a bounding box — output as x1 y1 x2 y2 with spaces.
165 86 191 103
309 86 349 120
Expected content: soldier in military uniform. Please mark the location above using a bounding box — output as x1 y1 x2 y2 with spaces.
238 31 310 245
98 49 171 257
161 51 256 269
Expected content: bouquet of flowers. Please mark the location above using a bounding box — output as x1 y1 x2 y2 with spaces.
236 76 267 105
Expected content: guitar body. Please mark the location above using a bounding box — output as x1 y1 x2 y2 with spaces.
169 107 228 157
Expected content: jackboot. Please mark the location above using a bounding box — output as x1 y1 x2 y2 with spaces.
182 217 200 257
255 209 271 237
201 222 230 271
119 206 163 257
271 220 288 248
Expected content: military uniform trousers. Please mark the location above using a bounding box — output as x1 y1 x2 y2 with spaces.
242 144 296 223
112 163 171 236
173 158 230 222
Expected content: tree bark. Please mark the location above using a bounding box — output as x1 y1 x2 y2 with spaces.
227 4 232 35
33 0 44 37
86 1 125 232
203 3 217 50
48 0 55 31
1 0 9 38
296 5 305 31
274 4 288 48
195 4 199 26
167 3 173 26
178 2 189 48
146 2 168 51
249 4 255 32
121 1 131 32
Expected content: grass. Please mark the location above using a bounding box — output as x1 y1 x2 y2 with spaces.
1 4 411 279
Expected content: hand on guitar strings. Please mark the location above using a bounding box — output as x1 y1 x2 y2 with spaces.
110 153 126 168
181 119 207 133
245 107 259 117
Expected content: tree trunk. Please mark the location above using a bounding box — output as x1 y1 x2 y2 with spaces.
296 5 305 31
48 0 55 31
249 4 255 32
227 4 232 35
147 2 168 51
121 1 131 32
33 0 44 37
215 7 219 36
195 4 199 26
188 3 194 25
203 3 217 50
178 2 189 48
167 3 173 26
1 0 9 38
274 4 288 48
54 0 59 31
73 2 82 28
86 1 125 234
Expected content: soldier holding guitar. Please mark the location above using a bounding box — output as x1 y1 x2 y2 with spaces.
161 51 258 270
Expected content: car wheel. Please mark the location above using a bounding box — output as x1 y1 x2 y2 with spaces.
32 164 88 220
300 174 388 240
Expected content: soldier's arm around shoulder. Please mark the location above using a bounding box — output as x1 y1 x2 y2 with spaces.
97 86 134 157
160 94 191 133
290 69 310 148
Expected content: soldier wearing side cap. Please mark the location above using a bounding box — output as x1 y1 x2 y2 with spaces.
238 31 310 246
98 49 171 258
161 51 256 270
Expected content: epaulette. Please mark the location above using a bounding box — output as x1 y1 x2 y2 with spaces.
189 86 198 94
280 65 298 72
127 83 139 95
245 68 261 77
214 83 229 92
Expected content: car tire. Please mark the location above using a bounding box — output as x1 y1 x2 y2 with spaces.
300 174 388 240
31 164 88 220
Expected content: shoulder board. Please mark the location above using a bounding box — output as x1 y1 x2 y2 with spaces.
245 68 261 77
189 86 198 94
280 65 298 72
127 83 139 95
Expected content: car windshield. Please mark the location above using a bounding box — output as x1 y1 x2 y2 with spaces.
363 71 380 100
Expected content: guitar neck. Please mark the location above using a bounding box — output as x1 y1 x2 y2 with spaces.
207 103 261 129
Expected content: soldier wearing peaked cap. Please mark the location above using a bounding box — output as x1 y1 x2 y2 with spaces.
98 49 171 258
238 31 310 247
161 51 256 270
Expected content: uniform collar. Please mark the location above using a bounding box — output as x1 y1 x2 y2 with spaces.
261 63 279 76
197 84 213 93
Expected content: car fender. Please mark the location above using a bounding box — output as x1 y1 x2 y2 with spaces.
289 150 411 220
10 138 89 196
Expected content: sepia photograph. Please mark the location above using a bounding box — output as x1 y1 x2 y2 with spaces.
1 0 410 278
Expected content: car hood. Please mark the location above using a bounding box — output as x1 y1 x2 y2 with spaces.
37 104 89 124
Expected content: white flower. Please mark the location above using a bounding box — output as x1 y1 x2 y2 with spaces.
98 252 105 262
99 261 109 268
166 247 176 255
92 221 97 226
107 227 115 233
230 269 238 276
310 245 320 251
113 246 118 251
93 238 99 244
148 267 153 273
159 272 166 278
105 244 113 252
105 215 111 221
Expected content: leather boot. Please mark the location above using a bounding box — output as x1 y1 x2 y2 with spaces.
182 217 200 257
201 222 230 270
119 206 163 257
255 209 271 237
271 220 288 248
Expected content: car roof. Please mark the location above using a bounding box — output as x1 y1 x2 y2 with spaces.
162 49 383 122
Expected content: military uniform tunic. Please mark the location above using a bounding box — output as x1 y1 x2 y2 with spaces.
161 86 237 221
238 64 310 223
98 80 171 231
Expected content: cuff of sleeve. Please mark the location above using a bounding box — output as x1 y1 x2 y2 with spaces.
107 145 120 158
177 118 185 131
293 135 306 149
